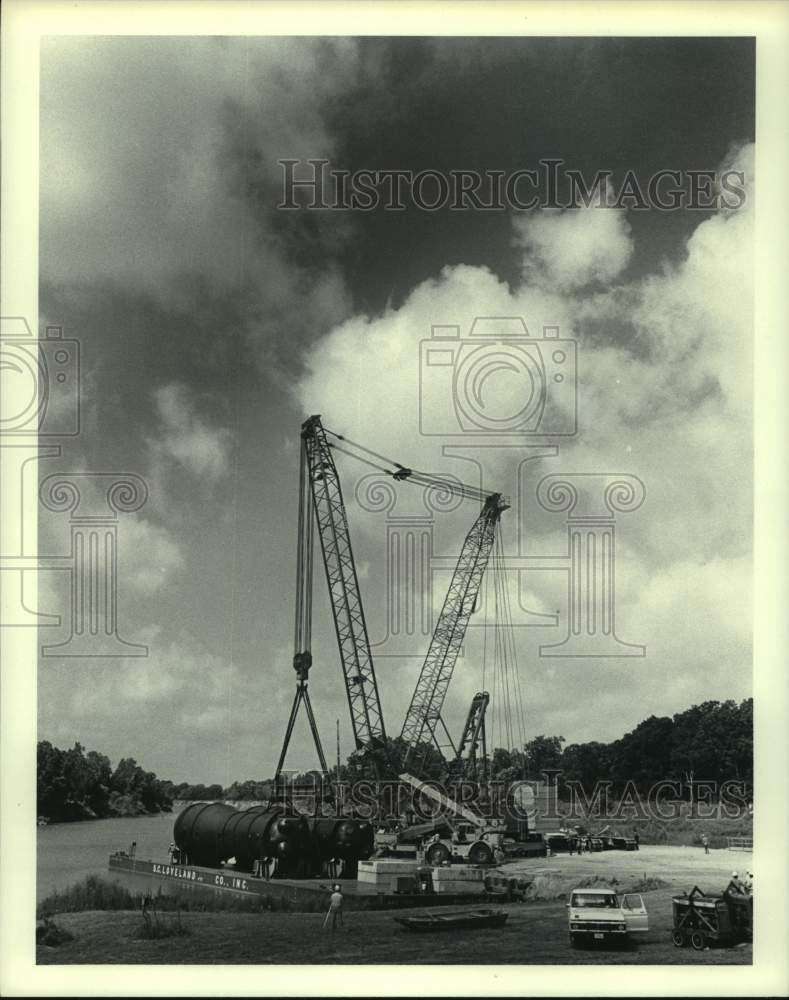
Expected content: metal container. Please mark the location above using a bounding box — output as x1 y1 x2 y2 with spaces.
307 817 374 865
173 803 311 875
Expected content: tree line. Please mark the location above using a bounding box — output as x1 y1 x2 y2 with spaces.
38 698 752 819
37 741 175 822
485 698 753 798
286 698 753 800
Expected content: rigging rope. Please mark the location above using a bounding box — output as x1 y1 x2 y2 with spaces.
318 421 525 771
324 426 490 502
482 529 528 763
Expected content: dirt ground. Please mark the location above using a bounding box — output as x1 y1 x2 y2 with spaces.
504 842 752 893
38 845 752 965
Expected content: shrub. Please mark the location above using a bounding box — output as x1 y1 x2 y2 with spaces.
37 875 140 917
136 903 190 940
36 917 74 947
37 875 312 917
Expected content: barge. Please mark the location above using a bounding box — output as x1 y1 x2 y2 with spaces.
108 852 503 911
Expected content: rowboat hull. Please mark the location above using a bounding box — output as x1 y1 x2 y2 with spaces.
395 909 509 932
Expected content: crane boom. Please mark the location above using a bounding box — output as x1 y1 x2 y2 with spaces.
302 415 386 752
398 771 494 829
400 492 508 767
450 691 489 781
274 430 328 782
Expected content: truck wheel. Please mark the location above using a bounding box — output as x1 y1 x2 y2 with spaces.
426 843 451 866
671 930 685 948
469 842 494 865
690 931 706 951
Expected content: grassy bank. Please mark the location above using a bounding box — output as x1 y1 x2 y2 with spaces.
37 876 304 919
37 886 750 966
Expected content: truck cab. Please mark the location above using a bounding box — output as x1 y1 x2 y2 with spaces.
567 887 649 947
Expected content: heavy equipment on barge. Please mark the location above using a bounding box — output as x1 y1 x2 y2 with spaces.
109 415 540 901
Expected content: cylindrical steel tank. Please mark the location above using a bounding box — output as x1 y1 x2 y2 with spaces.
173 803 311 875
307 817 374 873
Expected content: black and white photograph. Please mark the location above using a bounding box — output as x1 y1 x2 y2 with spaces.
1 1 787 996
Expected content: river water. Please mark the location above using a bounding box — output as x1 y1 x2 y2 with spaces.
37 809 180 902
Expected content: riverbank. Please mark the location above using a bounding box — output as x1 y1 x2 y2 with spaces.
37 886 751 966
37 844 752 965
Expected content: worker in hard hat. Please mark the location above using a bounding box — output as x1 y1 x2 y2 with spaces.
743 870 753 894
323 883 345 932
727 871 747 895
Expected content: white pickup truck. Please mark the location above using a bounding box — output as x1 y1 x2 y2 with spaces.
567 887 649 947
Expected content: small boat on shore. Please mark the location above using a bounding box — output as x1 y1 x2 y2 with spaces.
394 908 509 933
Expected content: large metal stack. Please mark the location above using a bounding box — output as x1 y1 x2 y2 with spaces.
174 803 313 876
173 802 375 878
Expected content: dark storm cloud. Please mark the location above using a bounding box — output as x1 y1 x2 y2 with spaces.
321 37 755 310
37 36 755 782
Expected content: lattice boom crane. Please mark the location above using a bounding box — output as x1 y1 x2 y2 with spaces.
400 492 508 768
302 415 386 752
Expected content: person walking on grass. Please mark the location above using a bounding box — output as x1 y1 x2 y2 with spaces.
323 883 344 932
701 833 710 855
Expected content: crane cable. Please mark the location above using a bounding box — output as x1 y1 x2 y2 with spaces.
496 529 527 751
483 529 527 759
324 427 491 502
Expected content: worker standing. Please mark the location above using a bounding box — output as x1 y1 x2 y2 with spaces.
701 833 710 855
323 883 345 932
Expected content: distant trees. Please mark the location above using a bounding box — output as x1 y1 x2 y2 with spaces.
169 782 225 802
39 698 751 821
37 742 175 822
523 735 566 778
223 780 272 801
486 699 753 800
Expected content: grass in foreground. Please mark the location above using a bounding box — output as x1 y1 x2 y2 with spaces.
37 875 296 919
37 888 750 966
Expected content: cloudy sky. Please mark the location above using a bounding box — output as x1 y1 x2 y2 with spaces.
37 37 755 785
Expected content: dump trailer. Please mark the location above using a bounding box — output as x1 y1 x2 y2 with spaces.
671 885 753 950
